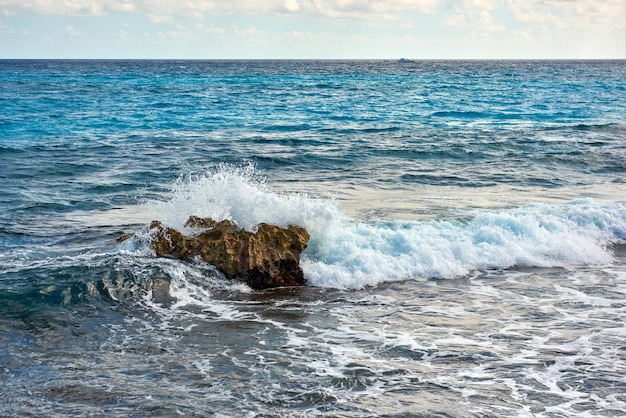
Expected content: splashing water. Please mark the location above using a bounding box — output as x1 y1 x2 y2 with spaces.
143 165 626 289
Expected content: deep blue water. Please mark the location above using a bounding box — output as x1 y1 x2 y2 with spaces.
1 60 625 417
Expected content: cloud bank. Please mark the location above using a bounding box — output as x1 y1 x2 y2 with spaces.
1 0 623 29
0 0 623 58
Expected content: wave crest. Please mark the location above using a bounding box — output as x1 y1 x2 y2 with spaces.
146 166 626 289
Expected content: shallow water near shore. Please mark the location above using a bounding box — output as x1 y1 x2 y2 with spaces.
1 59 625 416
2 250 626 416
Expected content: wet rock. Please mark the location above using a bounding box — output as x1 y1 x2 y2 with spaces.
149 216 310 289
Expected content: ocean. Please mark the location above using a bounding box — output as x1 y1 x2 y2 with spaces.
0 59 625 417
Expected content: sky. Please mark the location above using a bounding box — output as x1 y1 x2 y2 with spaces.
0 0 624 59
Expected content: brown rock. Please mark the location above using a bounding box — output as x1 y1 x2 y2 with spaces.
149 217 309 289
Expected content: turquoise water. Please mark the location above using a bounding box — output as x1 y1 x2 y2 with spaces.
1 60 625 416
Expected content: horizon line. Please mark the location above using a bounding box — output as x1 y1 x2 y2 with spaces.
1 57 625 61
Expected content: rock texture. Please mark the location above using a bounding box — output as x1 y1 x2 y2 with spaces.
149 216 310 289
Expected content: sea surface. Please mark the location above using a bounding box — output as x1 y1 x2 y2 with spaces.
1 59 625 417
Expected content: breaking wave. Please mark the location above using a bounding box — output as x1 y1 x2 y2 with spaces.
145 165 626 289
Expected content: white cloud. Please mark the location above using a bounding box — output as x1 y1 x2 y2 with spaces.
283 0 300 13
289 30 313 40
0 0 128 16
159 29 192 39
272 0 441 18
0 0 623 31
508 0 626 29
147 13 171 23
443 0 505 31
64 24 82 36
0 0 442 18
203 23 224 35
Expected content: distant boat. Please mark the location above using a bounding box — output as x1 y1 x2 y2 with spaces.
397 58 414 63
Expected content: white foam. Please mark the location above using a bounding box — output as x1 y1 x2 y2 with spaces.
142 165 626 289
304 201 626 289
145 163 340 234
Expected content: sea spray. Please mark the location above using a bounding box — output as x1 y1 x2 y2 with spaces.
144 166 626 289
146 163 341 234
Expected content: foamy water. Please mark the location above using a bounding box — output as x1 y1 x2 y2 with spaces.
142 166 626 289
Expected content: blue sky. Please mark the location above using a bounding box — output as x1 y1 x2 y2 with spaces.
1 0 624 59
